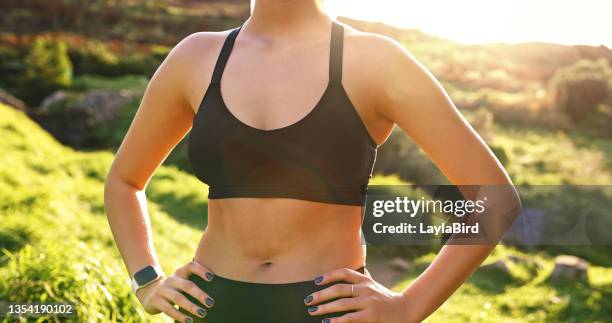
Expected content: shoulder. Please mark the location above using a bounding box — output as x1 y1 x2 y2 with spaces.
340 23 429 111
341 23 426 89
340 23 448 123
341 24 416 71
165 30 233 67
155 29 237 110
151 30 233 79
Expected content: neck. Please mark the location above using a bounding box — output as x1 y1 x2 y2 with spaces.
245 0 331 38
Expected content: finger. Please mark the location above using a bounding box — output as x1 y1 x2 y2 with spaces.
166 276 215 308
176 261 215 282
161 288 208 319
307 297 364 316
314 268 369 286
326 311 366 323
156 298 192 322
326 311 365 323
305 283 354 305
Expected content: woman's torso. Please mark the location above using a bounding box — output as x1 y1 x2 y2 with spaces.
183 22 394 283
197 199 365 283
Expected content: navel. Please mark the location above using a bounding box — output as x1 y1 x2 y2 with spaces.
259 261 274 270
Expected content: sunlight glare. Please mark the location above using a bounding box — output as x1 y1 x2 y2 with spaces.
324 0 612 47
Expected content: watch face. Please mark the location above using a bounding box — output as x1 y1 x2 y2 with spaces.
134 265 159 286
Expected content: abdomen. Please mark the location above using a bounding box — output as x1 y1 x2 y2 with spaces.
194 198 366 283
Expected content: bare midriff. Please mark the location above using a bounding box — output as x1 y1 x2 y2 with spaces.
193 198 366 283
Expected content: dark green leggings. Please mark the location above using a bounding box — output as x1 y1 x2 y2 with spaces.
177 266 366 323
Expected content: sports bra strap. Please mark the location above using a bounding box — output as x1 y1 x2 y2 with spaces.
329 21 344 84
211 21 344 84
211 26 242 84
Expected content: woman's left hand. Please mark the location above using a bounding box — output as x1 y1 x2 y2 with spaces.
305 268 413 323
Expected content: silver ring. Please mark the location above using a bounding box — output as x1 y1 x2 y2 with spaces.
351 284 354 297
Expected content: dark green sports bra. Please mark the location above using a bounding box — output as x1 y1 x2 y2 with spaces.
187 21 378 206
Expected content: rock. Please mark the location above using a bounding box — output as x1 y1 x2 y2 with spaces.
550 255 588 282
507 255 528 264
40 90 70 110
506 255 523 263
29 89 141 148
507 254 542 270
0 88 27 111
480 259 510 274
75 90 136 125
389 257 412 271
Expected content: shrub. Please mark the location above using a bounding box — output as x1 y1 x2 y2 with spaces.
374 128 447 184
69 42 163 78
549 59 612 125
464 108 495 143
490 145 509 167
150 44 172 61
0 45 25 91
116 53 158 77
19 37 73 106
71 74 149 92
70 40 120 77
0 45 19 63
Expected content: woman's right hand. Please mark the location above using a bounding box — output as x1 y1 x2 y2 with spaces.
135 261 215 322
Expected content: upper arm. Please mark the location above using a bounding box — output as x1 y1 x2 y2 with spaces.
107 34 205 190
372 36 512 185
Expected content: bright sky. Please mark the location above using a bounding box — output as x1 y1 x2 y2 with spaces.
325 0 612 47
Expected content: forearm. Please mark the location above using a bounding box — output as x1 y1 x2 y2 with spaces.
400 187 520 321
104 174 160 276
400 244 494 322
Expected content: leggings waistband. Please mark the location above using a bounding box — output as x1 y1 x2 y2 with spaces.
207 265 366 286
178 266 367 323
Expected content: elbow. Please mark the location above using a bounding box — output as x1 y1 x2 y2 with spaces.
103 169 120 217
103 167 140 214
491 184 522 242
103 169 145 223
506 185 522 221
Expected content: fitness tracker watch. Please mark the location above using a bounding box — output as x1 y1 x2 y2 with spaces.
131 265 164 293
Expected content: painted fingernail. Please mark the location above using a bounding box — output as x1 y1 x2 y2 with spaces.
314 276 324 284
197 308 207 317
308 306 318 313
323 319 331 323
205 297 215 307
205 272 215 281
304 294 313 304
185 317 193 323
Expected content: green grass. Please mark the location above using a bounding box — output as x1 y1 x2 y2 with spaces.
1 102 611 322
493 126 612 185
390 245 612 323
70 75 149 92
0 103 204 322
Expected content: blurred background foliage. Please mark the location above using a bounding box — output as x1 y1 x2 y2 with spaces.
0 1 611 322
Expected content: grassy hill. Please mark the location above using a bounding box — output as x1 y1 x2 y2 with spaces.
1 102 611 322
0 102 207 322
